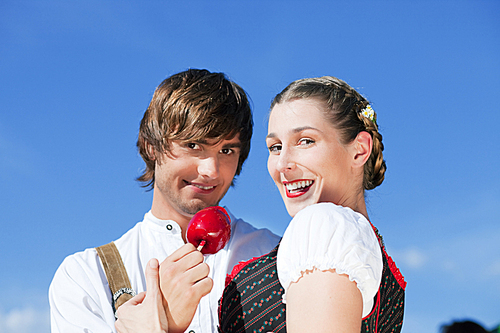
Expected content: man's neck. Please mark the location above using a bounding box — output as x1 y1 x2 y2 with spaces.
151 194 192 243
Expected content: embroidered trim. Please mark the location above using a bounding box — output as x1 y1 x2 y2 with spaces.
225 255 262 287
370 223 407 290
386 254 407 290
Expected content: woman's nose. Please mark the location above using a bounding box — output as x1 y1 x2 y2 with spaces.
276 148 296 173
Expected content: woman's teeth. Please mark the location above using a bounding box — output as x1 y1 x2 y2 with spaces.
285 180 313 193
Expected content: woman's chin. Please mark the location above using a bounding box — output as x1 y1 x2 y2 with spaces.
281 188 321 217
284 200 315 217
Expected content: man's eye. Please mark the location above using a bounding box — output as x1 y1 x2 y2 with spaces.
186 142 200 149
221 148 233 155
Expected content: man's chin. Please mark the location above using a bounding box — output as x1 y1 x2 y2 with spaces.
182 199 220 215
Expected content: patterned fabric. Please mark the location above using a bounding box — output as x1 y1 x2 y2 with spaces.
218 228 406 333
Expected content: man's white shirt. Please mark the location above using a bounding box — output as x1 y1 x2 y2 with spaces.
49 209 280 333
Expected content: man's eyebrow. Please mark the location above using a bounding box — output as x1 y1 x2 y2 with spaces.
195 138 242 148
222 141 242 149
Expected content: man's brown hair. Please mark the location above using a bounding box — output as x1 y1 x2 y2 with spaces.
137 69 253 189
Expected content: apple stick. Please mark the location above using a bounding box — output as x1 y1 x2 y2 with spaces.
197 240 206 252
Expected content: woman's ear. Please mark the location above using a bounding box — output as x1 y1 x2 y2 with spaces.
352 131 372 167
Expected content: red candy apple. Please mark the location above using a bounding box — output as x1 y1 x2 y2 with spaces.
186 206 231 255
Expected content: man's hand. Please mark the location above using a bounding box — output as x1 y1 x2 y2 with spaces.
115 258 169 333
160 243 213 333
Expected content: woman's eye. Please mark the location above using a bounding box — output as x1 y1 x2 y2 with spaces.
268 144 282 153
298 138 314 146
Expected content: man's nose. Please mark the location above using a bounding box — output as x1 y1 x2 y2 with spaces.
198 156 220 179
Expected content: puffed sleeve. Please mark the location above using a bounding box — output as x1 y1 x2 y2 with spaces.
277 203 383 317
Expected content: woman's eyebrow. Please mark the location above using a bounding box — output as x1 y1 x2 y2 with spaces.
266 132 277 140
291 126 319 133
266 126 320 140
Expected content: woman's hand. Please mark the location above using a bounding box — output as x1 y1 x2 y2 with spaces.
115 258 169 333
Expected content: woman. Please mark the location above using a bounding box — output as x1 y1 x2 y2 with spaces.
218 76 406 332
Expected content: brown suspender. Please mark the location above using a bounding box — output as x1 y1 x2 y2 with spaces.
95 242 136 317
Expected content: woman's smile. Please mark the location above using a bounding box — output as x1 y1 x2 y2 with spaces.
283 179 314 198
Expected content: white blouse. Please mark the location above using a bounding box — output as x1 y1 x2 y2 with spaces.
277 203 383 318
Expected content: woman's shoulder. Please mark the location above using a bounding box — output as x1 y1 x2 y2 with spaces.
281 203 380 264
289 202 371 236
295 202 365 220
278 203 383 315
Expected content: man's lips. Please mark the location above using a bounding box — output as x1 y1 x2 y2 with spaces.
184 180 217 194
283 179 314 198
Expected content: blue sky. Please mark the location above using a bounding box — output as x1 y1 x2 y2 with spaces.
1 1 499 332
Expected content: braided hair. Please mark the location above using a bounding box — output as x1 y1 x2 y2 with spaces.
270 76 386 190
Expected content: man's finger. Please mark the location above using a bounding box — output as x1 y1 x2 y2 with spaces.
192 276 214 298
145 258 160 296
162 243 197 263
115 292 146 320
186 261 210 284
129 291 147 305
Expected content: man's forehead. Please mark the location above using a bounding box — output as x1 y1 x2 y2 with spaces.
200 133 241 145
178 132 240 147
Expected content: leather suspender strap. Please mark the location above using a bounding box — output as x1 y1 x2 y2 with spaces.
96 241 136 317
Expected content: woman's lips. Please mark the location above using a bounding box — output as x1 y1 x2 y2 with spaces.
283 179 314 198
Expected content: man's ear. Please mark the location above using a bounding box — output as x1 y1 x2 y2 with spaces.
352 131 372 167
145 141 156 161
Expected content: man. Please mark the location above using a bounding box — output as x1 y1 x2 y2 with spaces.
49 69 280 333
